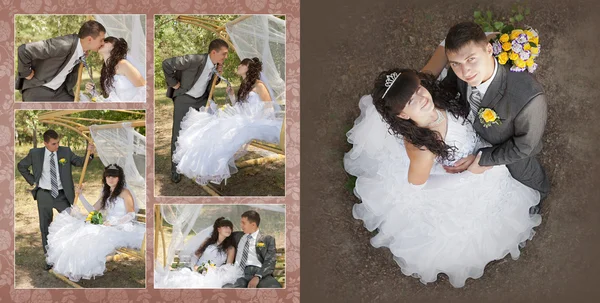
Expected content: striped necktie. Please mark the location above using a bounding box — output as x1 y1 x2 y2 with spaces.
469 86 483 116
239 234 251 269
49 152 58 198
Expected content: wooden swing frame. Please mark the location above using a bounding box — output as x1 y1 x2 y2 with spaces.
38 110 147 287
175 15 286 196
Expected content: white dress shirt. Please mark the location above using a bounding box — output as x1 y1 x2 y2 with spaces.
39 148 63 190
44 40 84 90
186 57 215 98
236 229 262 268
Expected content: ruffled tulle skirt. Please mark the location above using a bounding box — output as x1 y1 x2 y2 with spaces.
173 100 282 185
46 209 145 282
154 263 243 288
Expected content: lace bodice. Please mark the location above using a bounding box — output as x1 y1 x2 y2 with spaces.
196 244 228 267
437 111 479 167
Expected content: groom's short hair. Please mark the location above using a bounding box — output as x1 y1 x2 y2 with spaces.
43 129 59 142
242 210 261 227
208 39 229 53
444 22 488 53
78 20 106 39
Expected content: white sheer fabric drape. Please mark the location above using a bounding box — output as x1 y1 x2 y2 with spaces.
89 122 146 210
226 15 285 112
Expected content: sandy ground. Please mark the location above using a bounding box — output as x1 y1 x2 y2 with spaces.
301 0 600 301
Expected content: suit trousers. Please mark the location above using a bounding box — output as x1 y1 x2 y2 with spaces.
22 82 73 102
222 265 282 288
36 189 70 254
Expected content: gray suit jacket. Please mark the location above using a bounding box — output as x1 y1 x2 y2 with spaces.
162 53 219 99
17 146 92 204
443 64 550 196
16 34 80 95
232 231 277 278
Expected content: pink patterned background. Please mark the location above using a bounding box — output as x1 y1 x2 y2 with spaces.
0 0 300 302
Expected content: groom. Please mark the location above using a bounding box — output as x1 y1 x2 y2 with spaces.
223 210 282 288
16 20 106 102
441 22 550 212
17 130 95 270
162 39 229 183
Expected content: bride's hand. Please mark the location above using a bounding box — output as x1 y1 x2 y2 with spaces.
466 154 492 174
226 86 233 95
443 154 476 174
85 82 94 93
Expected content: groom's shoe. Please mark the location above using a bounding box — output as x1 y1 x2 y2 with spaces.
171 171 181 183
44 263 53 271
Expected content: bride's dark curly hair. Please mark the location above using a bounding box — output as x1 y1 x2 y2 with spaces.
100 37 128 98
195 217 235 256
100 164 126 210
236 57 262 103
372 69 469 160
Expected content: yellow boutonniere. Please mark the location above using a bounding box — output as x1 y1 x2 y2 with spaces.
59 158 66 165
478 108 502 128
256 242 265 248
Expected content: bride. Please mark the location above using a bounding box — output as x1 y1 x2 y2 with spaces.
173 57 282 185
345 68 542 287
83 37 146 102
45 164 144 282
154 217 242 288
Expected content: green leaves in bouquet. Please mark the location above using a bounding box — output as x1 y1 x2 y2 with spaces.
474 1 532 33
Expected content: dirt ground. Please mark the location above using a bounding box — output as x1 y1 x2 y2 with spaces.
153 89 285 197
301 0 600 301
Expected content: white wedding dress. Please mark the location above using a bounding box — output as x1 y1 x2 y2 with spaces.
173 91 282 185
154 243 242 288
345 95 542 288
45 196 145 282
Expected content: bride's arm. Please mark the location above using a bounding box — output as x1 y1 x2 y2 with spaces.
421 32 499 78
226 246 236 265
405 141 436 185
76 185 102 212
117 60 146 87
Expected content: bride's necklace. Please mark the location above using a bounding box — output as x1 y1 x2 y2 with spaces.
428 109 445 127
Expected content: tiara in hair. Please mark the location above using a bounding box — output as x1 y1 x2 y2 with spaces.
382 72 401 98
107 164 118 170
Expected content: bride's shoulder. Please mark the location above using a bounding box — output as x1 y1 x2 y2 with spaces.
118 187 133 201
115 59 134 73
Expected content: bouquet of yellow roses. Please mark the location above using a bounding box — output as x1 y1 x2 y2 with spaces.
492 27 540 73
86 211 103 225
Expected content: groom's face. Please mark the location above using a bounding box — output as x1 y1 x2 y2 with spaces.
240 217 257 234
85 32 106 52
43 138 59 152
210 47 229 65
446 41 494 87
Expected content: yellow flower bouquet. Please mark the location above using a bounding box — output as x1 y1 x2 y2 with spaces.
86 211 103 225
492 27 540 73
196 260 217 274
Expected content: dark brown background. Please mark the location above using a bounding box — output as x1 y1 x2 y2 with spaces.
301 0 600 301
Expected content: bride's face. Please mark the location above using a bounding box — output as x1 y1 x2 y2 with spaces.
105 175 119 187
217 226 232 237
98 42 114 57
398 85 435 123
236 64 249 77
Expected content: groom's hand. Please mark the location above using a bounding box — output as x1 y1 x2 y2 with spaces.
443 154 476 173
173 82 181 90
216 63 223 74
467 153 492 174
87 143 95 154
248 276 260 288
25 70 35 80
